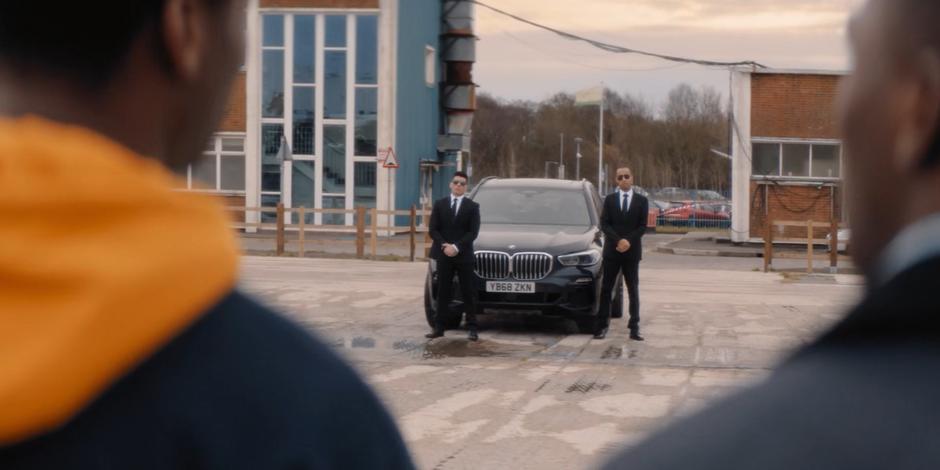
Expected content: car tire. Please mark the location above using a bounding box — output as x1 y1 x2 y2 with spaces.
424 273 461 330
610 281 624 319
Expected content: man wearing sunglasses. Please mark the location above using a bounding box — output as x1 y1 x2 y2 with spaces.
427 171 482 341
596 167 649 340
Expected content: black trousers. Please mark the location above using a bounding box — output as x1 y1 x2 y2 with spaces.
436 257 477 331
597 256 640 332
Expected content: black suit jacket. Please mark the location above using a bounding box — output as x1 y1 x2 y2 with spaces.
603 257 940 470
600 191 649 261
429 195 480 262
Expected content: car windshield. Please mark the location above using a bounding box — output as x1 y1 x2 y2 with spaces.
474 187 592 226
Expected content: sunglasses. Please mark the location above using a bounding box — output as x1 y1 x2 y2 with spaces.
451 180 467 186
617 175 632 181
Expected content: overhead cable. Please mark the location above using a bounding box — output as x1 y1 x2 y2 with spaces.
472 1 767 69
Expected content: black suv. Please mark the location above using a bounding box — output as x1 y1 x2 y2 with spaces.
424 178 623 333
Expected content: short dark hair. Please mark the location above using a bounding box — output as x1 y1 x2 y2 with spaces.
452 171 469 181
0 2 166 88
0 0 226 90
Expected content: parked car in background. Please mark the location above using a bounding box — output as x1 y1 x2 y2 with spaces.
660 201 731 228
690 189 726 202
424 178 624 334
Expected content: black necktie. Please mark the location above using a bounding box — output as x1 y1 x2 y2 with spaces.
622 193 629 213
451 198 458 218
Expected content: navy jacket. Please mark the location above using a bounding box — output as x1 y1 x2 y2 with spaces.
0 292 415 470
603 257 940 470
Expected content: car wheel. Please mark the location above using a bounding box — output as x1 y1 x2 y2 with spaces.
424 272 461 330
610 281 624 319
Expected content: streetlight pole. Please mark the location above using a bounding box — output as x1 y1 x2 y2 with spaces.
574 137 583 180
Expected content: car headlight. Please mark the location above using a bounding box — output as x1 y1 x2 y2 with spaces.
558 250 601 267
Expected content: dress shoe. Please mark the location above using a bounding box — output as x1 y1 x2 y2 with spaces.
468 329 479 341
425 330 444 339
629 332 645 341
593 328 608 340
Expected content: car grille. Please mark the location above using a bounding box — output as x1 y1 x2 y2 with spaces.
475 251 511 280
474 251 553 281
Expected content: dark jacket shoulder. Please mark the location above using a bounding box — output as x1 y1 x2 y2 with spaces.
603 258 940 470
0 291 414 470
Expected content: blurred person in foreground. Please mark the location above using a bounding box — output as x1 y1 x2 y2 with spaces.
603 1 940 468
0 1 413 468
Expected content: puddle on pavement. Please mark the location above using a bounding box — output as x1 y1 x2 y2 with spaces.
601 346 623 360
419 338 538 360
351 336 376 349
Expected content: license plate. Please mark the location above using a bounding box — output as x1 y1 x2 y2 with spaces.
486 281 535 293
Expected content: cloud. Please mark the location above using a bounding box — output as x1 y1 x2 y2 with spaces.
475 0 857 33
472 0 856 103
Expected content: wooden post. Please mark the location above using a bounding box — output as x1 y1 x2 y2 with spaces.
370 208 378 259
409 205 417 262
830 218 839 273
763 217 773 272
298 207 305 258
275 202 285 256
356 206 366 259
807 220 814 274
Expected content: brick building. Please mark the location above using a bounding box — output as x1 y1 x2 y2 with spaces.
183 0 476 228
730 69 847 243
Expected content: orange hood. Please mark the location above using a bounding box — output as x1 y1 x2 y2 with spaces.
0 117 239 444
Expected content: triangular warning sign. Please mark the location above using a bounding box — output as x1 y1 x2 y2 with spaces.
382 147 399 168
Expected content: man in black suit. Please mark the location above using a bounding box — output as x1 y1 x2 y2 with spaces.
596 166 649 340
603 2 940 469
427 171 481 341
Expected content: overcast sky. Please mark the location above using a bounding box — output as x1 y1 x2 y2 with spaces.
473 0 865 108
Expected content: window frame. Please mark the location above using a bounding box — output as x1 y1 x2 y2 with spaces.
187 133 247 194
750 138 843 181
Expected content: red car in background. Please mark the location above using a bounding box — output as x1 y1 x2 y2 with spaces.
660 201 731 227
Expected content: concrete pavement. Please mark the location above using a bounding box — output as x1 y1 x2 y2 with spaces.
238 249 862 469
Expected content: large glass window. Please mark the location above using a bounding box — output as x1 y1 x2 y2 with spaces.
293 86 315 155
191 156 217 189
323 196 346 225
292 161 316 223
262 50 284 118
293 15 315 83
261 194 280 223
324 51 346 119
812 144 840 178
258 13 379 225
752 143 780 176
355 88 377 156
187 135 245 192
752 141 841 179
323 126 346 194
263 15 284 47
325 15 346 47
262 124 283 192
220 155 245 191
354 162 377 208
356 16 378 84
782 143 810 177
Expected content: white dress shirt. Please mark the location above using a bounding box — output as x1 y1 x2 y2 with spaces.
617 188 634 212
447 194 466 254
